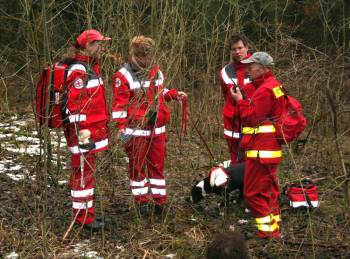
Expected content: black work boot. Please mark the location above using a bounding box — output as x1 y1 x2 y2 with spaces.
82 219 104 232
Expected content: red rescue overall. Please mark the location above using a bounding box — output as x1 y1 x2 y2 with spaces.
64 54 109 225
219 56 254 164
112 64 179 206
237 71 285 238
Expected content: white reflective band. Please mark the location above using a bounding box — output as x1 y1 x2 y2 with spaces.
163 88 169 95
68 114 87 123
149 178 166 186
112 111 127 119
256 222 279 232
119 67 134 88
125 126 166 136
244 78 251 84
86 78 103 89
221 67 238 85
256 215 273 224
68 138 108 154
130 178 148 187
72 200 93 209
221 160 231 168
67 64 86 78
154 126 166 134
131 187 149 196
151 188 166 196
71 188 94 198
224 129 240 139
290 201 319 208
154 79 163 86
210 167 229 187
196 180 206 196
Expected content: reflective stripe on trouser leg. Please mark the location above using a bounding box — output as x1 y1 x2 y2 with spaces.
126 136 151 204
244 159 280 237
255 214 281 238
70 153 96 225
147 133 167 205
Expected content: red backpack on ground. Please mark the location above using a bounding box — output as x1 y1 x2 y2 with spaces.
287 180 319 208
274 89 307 144
36 62 69 128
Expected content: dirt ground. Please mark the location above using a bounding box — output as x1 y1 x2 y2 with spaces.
0 114 349 259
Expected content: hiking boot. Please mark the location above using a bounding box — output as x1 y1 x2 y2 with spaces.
82 220 104 232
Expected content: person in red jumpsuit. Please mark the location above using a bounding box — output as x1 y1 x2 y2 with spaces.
112 36 187 216
231 52 285 238
63 29 110 230
219 34 252 165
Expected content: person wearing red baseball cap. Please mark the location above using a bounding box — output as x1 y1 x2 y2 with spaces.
61 29 111 231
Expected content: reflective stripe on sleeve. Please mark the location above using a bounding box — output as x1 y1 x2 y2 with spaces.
125 126 165 136
68 138 108 154
86 78 103 89
112 111 127 119
224 129 240 139
242 125 276 134
68 114 86 123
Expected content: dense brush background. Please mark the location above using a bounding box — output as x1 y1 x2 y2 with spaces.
0 0 349 258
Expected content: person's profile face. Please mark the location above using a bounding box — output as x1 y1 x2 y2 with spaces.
231 40 248 62
246 63 266 80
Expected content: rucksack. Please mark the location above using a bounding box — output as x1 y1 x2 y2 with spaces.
286 180 319 208
36 61 89 128
273 87 307 144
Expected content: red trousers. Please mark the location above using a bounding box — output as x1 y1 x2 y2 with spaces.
125 133 167 205
223 115 242 165
244 159 281 238
70 153 96 225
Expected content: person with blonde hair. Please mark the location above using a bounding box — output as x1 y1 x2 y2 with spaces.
112 36 187 216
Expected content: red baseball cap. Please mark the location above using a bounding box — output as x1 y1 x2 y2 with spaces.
76 29 111 49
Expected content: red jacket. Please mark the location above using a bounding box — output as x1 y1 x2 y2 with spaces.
219 57 253 138
237 71 285 164
112 64 178 130
64 54 109 154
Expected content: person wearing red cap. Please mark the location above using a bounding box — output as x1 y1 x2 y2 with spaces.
231 52 284 239
219 35 255 166
112 35 187 216
62 29 110 231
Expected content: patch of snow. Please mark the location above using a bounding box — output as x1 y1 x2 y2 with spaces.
15 136 41 144
164 253 177 258
229 225 235 232
5 251 18 259
6 145 41 156
9 165 23 171
237 219 249 225
0 163 5 172
13 120 28 127
1 126 20 132
0 133 13 139
58 180 68 185
82 251 104 259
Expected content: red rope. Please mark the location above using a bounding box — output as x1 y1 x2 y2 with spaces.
181 96 188 138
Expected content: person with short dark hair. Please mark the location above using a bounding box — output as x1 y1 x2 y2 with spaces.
207 232 250 259
219 34 255 166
